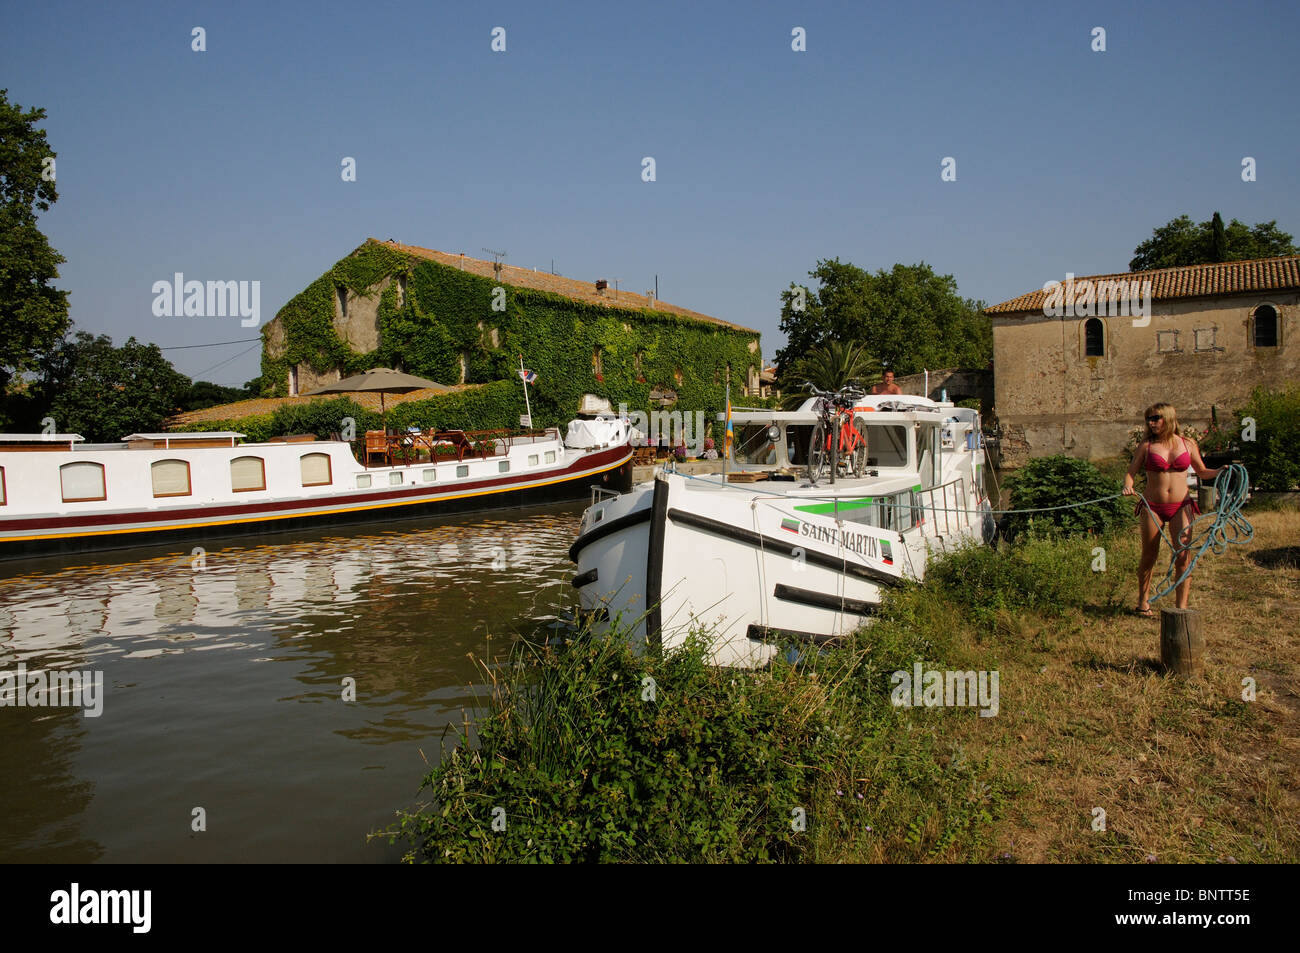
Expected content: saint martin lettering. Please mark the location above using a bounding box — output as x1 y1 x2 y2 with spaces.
151 272 261 327
798 521 881 560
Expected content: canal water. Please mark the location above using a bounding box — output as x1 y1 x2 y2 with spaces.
0 504 585 863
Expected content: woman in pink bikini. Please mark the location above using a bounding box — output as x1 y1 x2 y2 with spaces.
1122 402 1220 616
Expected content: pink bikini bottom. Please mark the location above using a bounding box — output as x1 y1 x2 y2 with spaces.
1137 496 1200 525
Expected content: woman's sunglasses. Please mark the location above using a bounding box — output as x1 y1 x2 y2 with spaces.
1146 416 1162 423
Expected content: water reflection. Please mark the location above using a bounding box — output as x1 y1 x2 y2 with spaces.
0 505 584 862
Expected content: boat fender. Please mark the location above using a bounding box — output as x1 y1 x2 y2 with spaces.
980 500 997 545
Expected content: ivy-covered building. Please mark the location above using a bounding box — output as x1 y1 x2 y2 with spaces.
261 239 763 423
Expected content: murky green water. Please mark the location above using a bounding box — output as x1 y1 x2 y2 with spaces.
0 505 584 862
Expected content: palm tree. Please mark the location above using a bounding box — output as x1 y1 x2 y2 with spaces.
779 339 878 409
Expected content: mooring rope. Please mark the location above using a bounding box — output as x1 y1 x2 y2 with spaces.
673 463 1256 604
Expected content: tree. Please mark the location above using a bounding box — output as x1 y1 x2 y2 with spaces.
779 340 878 409
179 379 257 412
0 90 70 404
1210 212 1227 262
38 332 191 442
1129 212 1296 271
775 259 989 391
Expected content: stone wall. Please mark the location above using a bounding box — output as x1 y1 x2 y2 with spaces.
992 293 1296 466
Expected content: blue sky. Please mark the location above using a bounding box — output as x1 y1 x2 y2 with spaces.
5 0 1298 385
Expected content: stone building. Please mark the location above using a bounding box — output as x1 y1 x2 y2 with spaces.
261 239 762 414
986 256 1298 466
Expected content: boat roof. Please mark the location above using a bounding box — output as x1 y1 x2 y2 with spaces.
0 433 85 442
122 432 247 440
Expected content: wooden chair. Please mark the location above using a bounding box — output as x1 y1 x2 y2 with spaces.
364 430 390 467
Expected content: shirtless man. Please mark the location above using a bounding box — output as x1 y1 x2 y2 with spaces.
871 370 902 395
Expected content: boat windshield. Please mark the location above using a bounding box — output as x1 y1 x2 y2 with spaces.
734 424 780 466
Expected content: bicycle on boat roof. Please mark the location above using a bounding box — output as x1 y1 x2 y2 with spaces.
805 382 869 483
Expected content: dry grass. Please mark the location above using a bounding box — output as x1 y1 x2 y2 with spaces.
944 508 1300 862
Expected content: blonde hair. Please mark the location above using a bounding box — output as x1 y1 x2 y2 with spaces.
1144 402 1180 438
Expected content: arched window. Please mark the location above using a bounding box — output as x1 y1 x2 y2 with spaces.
61 462 106 502
231 456 266 492
300 452 332 487
1084 318 1104 357
1254 305 1278 348
151 459 192 497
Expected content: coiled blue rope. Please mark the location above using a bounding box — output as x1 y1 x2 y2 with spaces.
1139 463 1253 604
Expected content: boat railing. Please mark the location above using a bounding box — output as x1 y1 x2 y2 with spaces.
590 486 622 506
363 427 560 467
914 477 968 537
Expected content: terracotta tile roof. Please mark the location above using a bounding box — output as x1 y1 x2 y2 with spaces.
371 239 759 333
167 386 473 426
985 255 1300 316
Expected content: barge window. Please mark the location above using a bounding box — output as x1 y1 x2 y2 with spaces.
356 474 372 488
61 462 107 502
151 459 192 497
300 452 332 487
389 472 403 486
456 465 469 478
528 454 539 467
422 468 436 482
865 425 908 468
0 467 5 505
545 451 556 464
231 456 266 492
499 461 510 473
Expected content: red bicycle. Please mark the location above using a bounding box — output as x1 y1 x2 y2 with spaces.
807 383 868 482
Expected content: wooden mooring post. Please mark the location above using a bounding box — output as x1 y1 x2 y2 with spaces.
1160 608 1204 677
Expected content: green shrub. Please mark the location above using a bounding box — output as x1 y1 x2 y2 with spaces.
388 610 1010 863
1234 385 1300 491
1004 455 1130 538
927 535 1097 627
269 397 374 438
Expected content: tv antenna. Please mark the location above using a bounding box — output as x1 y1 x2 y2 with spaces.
482 247 507 280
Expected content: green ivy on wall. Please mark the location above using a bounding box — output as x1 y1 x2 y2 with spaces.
260 241 762 425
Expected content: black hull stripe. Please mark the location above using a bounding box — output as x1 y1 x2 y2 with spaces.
772 583 879 617
644 479 670 652
746 623 844 647
567 504 653 563
665 508 901 587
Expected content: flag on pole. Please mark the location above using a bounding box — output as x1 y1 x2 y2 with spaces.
518 368 538 384
724 396 733 457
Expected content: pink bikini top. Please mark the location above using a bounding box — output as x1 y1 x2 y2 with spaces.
1144 438 1190 472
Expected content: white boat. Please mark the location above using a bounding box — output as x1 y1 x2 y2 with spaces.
0 417 634 561
568 394 995 667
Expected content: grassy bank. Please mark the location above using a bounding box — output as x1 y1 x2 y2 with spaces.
387 506 1299 863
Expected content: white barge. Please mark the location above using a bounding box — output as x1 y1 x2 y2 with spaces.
569 394 994 667
0 419 633 561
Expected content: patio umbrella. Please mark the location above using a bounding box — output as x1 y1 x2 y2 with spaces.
302 368 451 431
